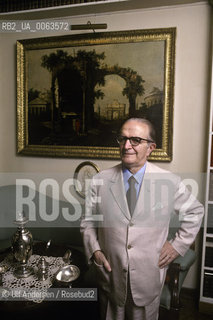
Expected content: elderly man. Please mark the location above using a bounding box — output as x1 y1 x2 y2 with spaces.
80 118 204 320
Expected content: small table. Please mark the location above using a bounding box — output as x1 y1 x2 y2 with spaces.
0 241 98 319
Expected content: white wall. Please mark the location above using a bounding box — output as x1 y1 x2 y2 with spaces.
0 2 211 288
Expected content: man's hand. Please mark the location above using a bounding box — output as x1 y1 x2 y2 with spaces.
93 250 112 272
158 241 179 269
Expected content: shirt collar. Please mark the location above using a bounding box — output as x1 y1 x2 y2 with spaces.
122 162 147 185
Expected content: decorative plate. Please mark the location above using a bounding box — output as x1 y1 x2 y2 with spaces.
74 161 100 198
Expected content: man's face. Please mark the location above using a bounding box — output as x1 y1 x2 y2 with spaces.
119 120 156 173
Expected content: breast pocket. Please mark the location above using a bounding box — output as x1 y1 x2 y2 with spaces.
152 201 171 227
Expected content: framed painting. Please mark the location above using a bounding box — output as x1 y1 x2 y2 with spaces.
17 28 176 161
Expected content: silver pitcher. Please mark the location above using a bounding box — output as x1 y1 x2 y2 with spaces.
11 212 33 278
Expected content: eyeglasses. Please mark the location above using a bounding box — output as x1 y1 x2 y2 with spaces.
116 135 154 147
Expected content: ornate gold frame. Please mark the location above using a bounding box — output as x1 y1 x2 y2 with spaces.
17 28 175 161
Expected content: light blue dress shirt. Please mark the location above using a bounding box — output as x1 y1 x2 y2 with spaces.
123 162 147 198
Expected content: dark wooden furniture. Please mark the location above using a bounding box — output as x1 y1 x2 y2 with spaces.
159 248 196 320
159 263 181 320
0 242 99 320
0 240 196 320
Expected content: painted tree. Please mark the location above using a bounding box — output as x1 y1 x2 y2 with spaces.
121 68 145 116
74 50 106 130
41 50 74 130
41 49 106 132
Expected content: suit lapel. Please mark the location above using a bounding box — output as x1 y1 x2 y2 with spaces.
110 167 131 220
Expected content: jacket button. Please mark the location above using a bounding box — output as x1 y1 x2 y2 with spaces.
123 268 127 273
129 222 134 226
127 244 132 249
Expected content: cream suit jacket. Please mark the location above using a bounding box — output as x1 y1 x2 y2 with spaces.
80 162 204 307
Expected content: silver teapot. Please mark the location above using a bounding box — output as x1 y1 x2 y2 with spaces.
11 212 33 278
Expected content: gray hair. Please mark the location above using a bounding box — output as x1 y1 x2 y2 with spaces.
121 118 156 143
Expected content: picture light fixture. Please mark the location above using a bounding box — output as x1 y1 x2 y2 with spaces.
70 21 107 31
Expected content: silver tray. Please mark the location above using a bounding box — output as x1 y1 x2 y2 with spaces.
55 265 80 283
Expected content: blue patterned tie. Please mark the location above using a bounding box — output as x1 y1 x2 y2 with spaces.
126 176 137 216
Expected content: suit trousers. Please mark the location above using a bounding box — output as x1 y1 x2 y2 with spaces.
99 274 160 320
